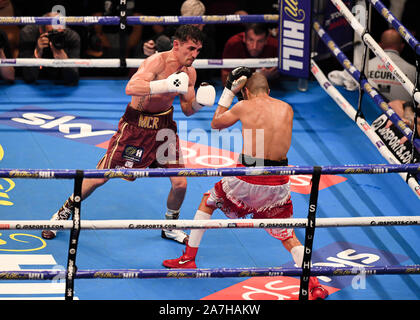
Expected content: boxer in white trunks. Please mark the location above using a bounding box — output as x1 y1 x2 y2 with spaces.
163 69 329 299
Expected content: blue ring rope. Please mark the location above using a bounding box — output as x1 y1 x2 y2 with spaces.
0 14 278 26
0 164 419 179
369 0 420 56
1 265 419 280
314 21 420 154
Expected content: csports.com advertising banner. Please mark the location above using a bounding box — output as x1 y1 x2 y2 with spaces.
371 114 420 165
277 0 312 79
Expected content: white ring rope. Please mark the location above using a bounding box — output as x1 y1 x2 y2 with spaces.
0 58 278 69
0 9 418 301
1 216 419 230
310 59 420 199
330 0 420 105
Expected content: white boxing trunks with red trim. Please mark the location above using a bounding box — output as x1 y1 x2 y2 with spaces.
205 154 294 241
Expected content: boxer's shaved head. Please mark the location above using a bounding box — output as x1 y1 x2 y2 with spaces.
245 72 269 94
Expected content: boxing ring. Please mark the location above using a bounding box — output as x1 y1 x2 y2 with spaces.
0 0 419 302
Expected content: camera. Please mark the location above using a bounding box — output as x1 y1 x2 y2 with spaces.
47 30 65 49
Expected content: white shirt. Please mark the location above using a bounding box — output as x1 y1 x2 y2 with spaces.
366 49 417 101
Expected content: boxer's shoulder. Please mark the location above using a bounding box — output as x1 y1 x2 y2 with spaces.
143 52 166 74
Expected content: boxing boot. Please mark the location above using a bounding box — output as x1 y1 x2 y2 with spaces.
161 229 189 244
162 245 198 269
41 198 74 239
161 209 189 244
309 277 329 300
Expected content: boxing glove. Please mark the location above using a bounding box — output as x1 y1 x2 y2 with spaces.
218 66 252 108
192 82 216 111
150 71 189 95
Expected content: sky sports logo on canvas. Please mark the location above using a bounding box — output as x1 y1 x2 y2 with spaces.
0 106 116 146
202 242 411 300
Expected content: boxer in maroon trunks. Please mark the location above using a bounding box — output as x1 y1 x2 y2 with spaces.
163 69 329 299
99 105 182 172
41 25 216 244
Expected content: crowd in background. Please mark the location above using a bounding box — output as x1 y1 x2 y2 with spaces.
0 0 279 84
0 0 418 86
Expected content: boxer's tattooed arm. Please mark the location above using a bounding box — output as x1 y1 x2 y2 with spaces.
136 95 151 110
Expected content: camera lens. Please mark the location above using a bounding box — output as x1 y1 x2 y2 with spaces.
47 30 65 50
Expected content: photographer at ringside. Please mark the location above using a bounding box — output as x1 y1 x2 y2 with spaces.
0 28 15 82
18 12 80 86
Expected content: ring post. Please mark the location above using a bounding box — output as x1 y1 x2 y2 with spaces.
119 0 127 68
65 169 84 301
299 166 322 300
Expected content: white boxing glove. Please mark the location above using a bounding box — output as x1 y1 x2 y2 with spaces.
149 71 189 95
192 82 216 111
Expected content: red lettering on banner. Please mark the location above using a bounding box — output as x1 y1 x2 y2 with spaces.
290 174 347 194
96 140 110 149
201 276 339 300
96 139 237 169
235 223 255 228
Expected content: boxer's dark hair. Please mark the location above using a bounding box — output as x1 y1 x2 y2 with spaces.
174 25 204 44
245 23 269 37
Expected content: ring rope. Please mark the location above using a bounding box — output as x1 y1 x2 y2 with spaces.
0 13 278 70
368 0 420 56
0 58 278 69
0 14 279 26
1 163 420 180
1 5 418 300
313 21 420 154
310 59 420 199
330 0 420 105
1 265 420 280
1 216 420 230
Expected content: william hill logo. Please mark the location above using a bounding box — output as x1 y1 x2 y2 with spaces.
284 0 306 22
279 0 311 77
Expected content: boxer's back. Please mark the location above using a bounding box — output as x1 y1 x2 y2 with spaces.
236 73 293 161
239 95 293 161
